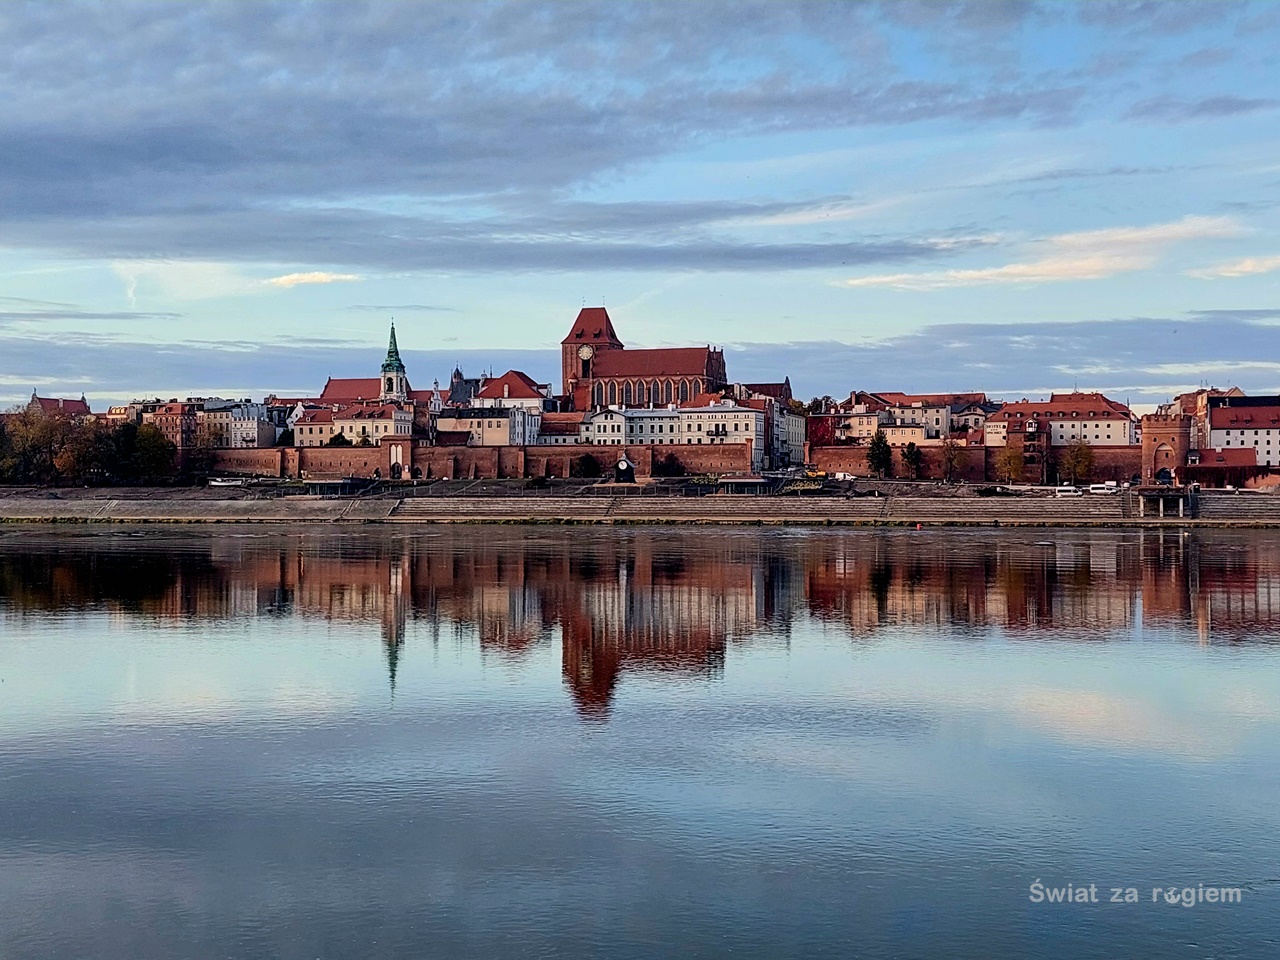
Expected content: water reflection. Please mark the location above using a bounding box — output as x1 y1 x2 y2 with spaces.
3 528 1279 718
4 527 1280 960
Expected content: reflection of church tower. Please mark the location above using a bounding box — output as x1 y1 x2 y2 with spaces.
380 322 409 402
381 549 410 695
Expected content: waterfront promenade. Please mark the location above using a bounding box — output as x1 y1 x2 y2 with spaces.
2 488 1280 526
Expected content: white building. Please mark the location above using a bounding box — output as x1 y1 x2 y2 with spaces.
1209 403 1280 467
579 401 766 471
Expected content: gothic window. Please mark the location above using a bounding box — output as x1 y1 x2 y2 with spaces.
623 382 633 404
651 381 660 403
593 383 604 407
608 382 617 405
663 381 673 403
679 380 689 402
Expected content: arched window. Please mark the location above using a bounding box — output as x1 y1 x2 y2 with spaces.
679 380 689 402
651 381 660 404
608 382 617 405
623 382 633 404
663 381 673 403
635 382 645 405
693 379 702 395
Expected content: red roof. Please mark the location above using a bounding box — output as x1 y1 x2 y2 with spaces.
991 392 1131 424
1209 406 1280 429
539 412 585 436
319 377 384 402
434 430 471 446
475 369 545 401
1200 447 1258 467
593 346 716 379
562 307 622 345
31 394 91 417
295 409 334 424
408 388 444 403
337 404 402 421
873 391 987 407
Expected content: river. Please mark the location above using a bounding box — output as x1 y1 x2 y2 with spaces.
1 526 1277 958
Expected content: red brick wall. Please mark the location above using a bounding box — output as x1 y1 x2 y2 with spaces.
210 449 283 476
811 445 985 481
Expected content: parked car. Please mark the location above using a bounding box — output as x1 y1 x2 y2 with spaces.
1087 483 1121 495
1054 486 1084 497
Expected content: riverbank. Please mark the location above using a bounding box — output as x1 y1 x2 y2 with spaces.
2 490 1279 525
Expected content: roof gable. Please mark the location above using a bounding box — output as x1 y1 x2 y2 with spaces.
562 307 622 345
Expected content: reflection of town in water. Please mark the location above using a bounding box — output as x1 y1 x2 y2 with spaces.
3 529 1279 716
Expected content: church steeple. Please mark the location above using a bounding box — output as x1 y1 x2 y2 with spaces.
379 321 409 402
382 322 406 375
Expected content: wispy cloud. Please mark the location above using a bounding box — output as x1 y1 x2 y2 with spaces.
344 304 455 313
1189 254 1280 279
839 216 1241 290
265 272 361 288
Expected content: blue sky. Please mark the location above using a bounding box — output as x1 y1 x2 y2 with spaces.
2 0 1279 407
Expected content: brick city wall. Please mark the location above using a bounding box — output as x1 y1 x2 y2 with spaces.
811 445 986 482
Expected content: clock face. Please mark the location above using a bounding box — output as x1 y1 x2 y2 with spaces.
578 345 594 360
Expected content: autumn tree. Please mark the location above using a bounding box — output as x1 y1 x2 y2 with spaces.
867 429 892 478
995 445 1024 483
902 442 923 479
1057 438 1095 486
939 433 965 482
134 424 177 479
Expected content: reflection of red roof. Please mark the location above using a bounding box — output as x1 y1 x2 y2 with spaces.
594 347 715 378
319 377 384 401
475 370 544 401
1209 407 1280 429
31 395 91 417
1200 447 1258 467
562 307 622 345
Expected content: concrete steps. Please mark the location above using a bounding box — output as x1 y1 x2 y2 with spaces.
1197 493 1280 521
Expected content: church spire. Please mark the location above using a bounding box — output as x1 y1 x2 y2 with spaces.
382 321 406 374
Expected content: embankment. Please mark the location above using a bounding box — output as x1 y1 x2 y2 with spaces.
1 490 1277 526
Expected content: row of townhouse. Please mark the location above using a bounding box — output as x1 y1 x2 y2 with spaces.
105 398 286 449
571 401 770 472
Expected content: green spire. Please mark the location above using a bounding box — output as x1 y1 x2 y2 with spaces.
381 321 406 374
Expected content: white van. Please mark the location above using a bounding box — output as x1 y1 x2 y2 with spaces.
1054 486 1084 497
1087 483 1120 495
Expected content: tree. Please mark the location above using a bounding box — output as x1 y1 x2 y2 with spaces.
902 442 923 479
867 429 892 478
806 395 835 415
276 428 294 447
134 424 176 479
995 445 1024 483
939 433 964 483
653 452 686 477
1058 438 1095 485
570 454 602 479
357 435 374 447
326 432 353 447
185 423 218 476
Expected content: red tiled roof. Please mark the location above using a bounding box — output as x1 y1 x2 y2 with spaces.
475 369 545 401
319 377 384 401
336 404 402 420
296 409 334 424
874 391 987 407
408 388 444 403
1201 447 1258 467
593 347 715 378
539 413 584 436
991 392 1132 423
1209 407 1280 429
562 307 622 345
31 395 91 417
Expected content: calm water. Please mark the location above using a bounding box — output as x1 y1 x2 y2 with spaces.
2 525 1279 959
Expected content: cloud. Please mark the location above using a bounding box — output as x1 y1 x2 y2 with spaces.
264 272 361 288
1189 254 1280 279
8 308 1280 409
839 215 1241 289
1126 95 1280 121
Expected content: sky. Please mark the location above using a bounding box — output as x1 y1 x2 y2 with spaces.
2 0 1279 409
